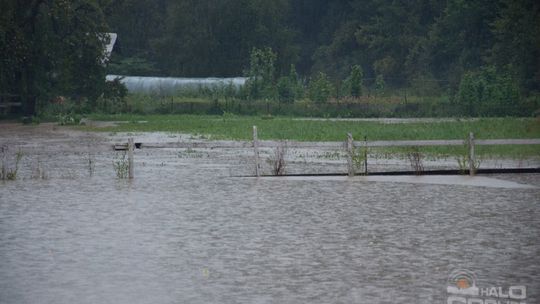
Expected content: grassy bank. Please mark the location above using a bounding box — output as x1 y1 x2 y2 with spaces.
84 115 540 158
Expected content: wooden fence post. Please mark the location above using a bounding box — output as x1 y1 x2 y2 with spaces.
364 136 368 175
1 145 6 179
128 138 134 179
468 132 475 176
253 126 260 177
347 133 355 177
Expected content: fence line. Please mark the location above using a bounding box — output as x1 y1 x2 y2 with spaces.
114 138 540 150
113 128 540 178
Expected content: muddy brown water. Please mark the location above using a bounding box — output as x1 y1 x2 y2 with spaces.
1 124 539 304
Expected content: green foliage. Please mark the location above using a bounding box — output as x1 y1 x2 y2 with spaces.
98 78 129 113
57 113 81 126
456 139 482 175
149 0 297 77
457 66 521 116
112 152 129 179
277 77 295 104
308 72 334 103
375 74 386 96
276 65 303 103
409 74 441 97
107 56 160 76
103 79 128 100
39 97 90 121
0 0 109 115
1 149 23 181
0 0 537 118
352 145 368 175
489 0 540 92
245 47 277 100
85 115 540 157
344 65 363 97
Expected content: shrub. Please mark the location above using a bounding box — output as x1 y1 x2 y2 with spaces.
57 113 81 125
98 78 128 113
456 66 521 116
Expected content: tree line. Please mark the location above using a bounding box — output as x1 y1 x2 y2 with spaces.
107 0 539 93
1 0 539 115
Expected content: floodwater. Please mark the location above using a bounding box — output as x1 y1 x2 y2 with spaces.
1 124 539 304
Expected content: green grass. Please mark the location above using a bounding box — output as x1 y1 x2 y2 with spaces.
84 114 540 157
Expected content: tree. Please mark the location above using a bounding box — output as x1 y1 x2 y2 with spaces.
457 66 520 116
489 0 540 92
345 65 363 97
244 47 277 100
152 0 297 77
277 64 303 103
308 72 334 103
0 0 109 115
104 0 169 76
423 0 499 89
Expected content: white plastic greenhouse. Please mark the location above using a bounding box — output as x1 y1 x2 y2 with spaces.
106 75 247 95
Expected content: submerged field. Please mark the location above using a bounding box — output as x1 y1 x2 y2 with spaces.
1 123 539 304
85 115 540 158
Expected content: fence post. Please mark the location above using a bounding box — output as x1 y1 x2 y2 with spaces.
128 138 134 179
253 126 260 177
347 133 355 177
364 135 368 175
1 146 6 179
468 132 475 176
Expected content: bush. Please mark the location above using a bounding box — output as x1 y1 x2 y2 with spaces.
456 66 521 116
39 97 89 121
98 78 128 113
57 113 81 125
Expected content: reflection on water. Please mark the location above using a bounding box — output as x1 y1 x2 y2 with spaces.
0 129 539 303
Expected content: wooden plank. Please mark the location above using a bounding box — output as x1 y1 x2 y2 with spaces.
140 141 253 149
114 143 128 151
476 139 540 145
358 139 465 147
259 141 343 149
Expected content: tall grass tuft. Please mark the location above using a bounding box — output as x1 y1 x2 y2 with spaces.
112 152 129 179
270 142 287 176
407 146 424 175
1 147 23 181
